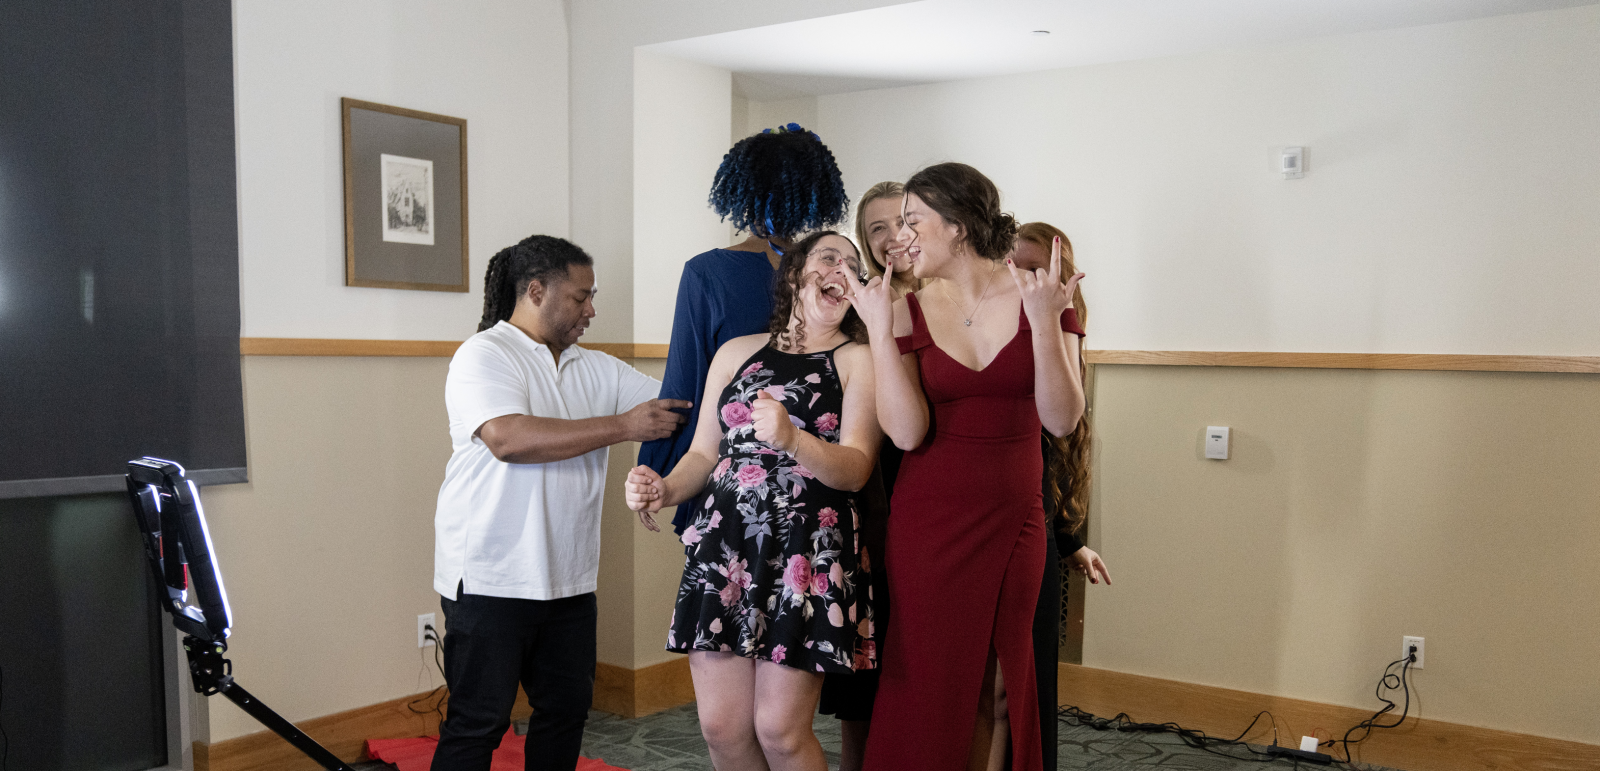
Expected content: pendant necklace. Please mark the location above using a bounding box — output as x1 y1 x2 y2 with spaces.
949 259 998 327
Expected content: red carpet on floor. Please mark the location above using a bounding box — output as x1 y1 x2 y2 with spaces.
365 728 627 771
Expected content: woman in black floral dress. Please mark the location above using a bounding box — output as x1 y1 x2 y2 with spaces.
627 231 880 771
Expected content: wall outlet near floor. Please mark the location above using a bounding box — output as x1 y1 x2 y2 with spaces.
419 612 438 648
1403 635 1424 668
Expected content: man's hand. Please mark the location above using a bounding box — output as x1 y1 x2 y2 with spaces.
619 399 691 442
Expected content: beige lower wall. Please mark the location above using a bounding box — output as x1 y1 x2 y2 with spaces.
202 356 455 742
203 354 682 743
597 358 694 671
1083 365 1600 746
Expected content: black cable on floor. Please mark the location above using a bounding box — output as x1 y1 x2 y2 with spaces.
406 625 449 731
1057 704 1283 763
1323 651 1416 765
1059 649 1422 770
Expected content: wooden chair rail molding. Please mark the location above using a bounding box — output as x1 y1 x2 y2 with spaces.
1087 349 1600 373
240 338 1600 373
1058 663 1599 771
193 658 693 771
238 338 665 359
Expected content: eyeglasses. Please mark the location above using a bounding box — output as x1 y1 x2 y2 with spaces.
810 247 863 280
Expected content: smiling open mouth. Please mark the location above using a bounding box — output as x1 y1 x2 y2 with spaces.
818 278 847 304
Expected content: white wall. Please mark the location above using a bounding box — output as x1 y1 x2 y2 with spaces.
816 6 1600 356
633 52 733 344
743 96 820 139
568 0 909 344
206 0 571 744
233 0 570 341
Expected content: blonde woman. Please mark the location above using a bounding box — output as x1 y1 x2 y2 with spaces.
854 181 919 299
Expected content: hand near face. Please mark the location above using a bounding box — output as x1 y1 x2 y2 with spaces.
750 391 797 453
1005 235 1085 326
843 250 897 338
625 465 666 530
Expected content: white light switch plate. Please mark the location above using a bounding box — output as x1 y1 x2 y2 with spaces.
1205 426 1230 460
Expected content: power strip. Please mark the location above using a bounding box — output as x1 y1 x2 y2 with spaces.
1266 744 1334 765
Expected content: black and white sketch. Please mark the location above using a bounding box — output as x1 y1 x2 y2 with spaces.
380 153 434 245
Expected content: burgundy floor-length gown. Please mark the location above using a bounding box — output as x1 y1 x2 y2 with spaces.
864 292 1082 771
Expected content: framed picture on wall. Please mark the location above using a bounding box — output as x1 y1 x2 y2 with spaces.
341 97 468 291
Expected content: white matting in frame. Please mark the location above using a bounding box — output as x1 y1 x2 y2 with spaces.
380 153 435 245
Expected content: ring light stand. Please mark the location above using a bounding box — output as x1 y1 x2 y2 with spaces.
126 457 355 771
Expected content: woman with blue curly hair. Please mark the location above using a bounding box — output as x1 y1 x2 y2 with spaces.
639 123 851 537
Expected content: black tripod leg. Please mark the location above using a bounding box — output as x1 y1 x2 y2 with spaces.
216 680 357 771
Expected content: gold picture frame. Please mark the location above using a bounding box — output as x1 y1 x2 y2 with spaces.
341 97 468 292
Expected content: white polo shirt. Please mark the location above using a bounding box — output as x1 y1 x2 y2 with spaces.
434 321 660 601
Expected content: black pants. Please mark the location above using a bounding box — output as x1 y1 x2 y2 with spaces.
431 587 597 771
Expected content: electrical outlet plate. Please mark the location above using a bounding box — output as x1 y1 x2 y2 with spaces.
419 613 437 648
1205 426 1230 460
1403 635 1424 669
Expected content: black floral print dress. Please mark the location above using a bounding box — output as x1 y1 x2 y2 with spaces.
666 343 876 674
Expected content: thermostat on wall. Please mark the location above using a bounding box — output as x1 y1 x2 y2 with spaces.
1280 146 1305 179
1205 426 1230 460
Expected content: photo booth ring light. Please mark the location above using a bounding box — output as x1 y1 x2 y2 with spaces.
127 457 356 771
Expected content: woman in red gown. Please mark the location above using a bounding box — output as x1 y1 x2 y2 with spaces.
845 163 1086 771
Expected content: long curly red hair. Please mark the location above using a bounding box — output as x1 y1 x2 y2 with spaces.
1016 222 1091 535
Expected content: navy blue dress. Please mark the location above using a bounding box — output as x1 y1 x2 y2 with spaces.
639 248 775 534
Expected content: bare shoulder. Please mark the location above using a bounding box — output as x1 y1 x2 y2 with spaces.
890 295 913 339
709 334 768 378
721 333 768 359
834 341 875 387
834 340 872 367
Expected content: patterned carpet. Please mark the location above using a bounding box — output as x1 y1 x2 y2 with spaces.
390 703 1403 771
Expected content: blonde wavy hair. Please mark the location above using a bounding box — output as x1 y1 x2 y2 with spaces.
853 181 921 295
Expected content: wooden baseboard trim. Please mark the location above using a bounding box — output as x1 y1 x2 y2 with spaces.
195 660 695 771
1085 349 1600 373
194 687 533 771
595 656 694 719
1057 663 1598 771
239 339 1599 373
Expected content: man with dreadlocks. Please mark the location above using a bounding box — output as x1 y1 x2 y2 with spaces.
638 123 851 538
431 235 689 771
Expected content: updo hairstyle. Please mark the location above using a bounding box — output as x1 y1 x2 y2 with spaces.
902 162 1017 261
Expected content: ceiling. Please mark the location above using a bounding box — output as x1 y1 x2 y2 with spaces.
643 0 1599 100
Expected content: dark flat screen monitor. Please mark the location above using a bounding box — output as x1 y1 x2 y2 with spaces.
0 0 246 499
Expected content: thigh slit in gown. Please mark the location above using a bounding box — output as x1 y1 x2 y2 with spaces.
864 293 1079 771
